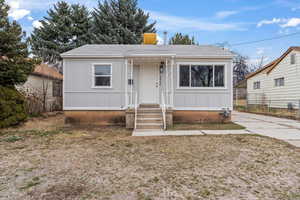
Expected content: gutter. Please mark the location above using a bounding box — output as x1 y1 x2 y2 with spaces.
61 54 234 59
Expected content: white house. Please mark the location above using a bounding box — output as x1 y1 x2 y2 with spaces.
247 47 300 109
61 44 234 129
18 63 63 112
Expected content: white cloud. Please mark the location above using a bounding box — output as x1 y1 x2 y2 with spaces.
149 11 244 32
8 9 30 20
281 18 300 28
278 29 288 35
292 6 300 11
215 11 238 19
247 56 269 67
27 16 34 21
257 18 286 27
6 0 97 10
7 0 31 20
157 35 164 45
8 0 20 9
256 48 265 56
32 20 42 28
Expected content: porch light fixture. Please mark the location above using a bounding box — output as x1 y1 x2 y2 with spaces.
160 62 165 73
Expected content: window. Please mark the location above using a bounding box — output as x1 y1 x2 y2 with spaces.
178 64 225 88
275 77 284 87
93 64 112 87
253 81 260 89
291 54 296 64
53 80 62 97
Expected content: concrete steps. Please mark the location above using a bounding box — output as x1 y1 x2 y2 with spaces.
136 104 163 130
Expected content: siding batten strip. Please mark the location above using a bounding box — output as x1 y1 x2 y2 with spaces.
166 59 169 106
125 59 128 108
171 57 175 107
130 59 133 107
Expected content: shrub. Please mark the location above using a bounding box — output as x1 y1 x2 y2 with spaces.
0 86 27 128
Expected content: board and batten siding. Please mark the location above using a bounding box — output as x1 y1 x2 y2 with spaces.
64 58 126 110
247 50 300 108
64 58 233 110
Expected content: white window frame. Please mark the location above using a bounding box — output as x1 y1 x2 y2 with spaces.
253 81 260 90
177 62 227 89
92 63 113 89
291 54 296 65
274 77 284 87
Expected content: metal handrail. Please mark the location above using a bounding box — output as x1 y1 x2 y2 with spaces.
134 92 138 130
161 91 167 130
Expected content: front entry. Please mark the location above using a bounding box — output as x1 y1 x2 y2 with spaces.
139 64 159 104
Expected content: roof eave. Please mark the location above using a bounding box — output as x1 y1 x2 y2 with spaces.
61 54 125 59
61 54 234 59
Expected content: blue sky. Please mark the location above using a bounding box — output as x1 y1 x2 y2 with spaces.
6 0 300 66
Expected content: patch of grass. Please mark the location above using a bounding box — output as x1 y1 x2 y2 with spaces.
20 177 41 190
170 122 245 130
36 129 62 137
1 135 23 143
1 128 66 138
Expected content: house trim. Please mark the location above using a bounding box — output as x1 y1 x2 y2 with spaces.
61 55 234 59
91 63 113 89
176 62 228 90
64 107 124 111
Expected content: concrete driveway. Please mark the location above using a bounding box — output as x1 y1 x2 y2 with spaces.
232 111 300 147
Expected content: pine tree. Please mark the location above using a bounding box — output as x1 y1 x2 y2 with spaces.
91 0 156 44
169 33 197 45
70 4 92 47
0 0 36 86
30 1 91 68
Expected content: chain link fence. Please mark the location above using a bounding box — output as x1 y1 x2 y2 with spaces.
234 93 300 119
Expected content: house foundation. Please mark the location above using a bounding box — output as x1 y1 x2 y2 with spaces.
64 111 126 126
173 110 231 123
64 109 231 128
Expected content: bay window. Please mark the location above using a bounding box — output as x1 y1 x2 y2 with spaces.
178 64 225 88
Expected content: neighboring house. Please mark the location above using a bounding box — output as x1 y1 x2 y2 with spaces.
61 44 234 129
18 63 63 112
246 46 300 109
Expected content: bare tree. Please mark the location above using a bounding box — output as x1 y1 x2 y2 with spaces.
233 54 250 84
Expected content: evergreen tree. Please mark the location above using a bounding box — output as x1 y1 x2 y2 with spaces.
91 0 156 44
70 4 92 47
30 1 91 68
169 33 197 45
0 0 36 86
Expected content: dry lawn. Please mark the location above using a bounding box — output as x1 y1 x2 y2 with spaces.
0 114 300 200
170 122 245 130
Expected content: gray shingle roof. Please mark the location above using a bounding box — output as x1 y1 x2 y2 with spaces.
61 44 234 58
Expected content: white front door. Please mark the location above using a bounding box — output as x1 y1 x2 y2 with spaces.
139 64 159 104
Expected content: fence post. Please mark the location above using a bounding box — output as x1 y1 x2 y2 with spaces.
297 100 300 119
246 93 249 111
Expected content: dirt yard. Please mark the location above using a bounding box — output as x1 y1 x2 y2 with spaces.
0 114 300 200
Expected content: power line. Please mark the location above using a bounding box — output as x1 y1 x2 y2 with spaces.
229 31 300 47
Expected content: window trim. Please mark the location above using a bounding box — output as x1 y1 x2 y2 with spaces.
253 81 260 90
274 77 285 87
291 54 296 65
177 62 227 89
91 63 113 89
52 80 62 97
